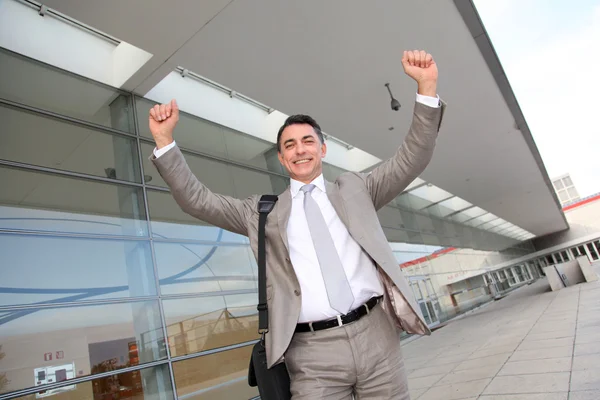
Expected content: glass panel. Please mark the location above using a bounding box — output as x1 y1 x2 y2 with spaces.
586 243 599 260
0 301 166 394
1 104 141 182
140 142 237 192
155 242 256 296
402 177 425 193
222 126 285 175
419 303 431 325
408 185 452 205
322 163 347 182
567 187 578 199
489 221 512 233
436 197 472 214
8 364 173 400
558 191 569 202
553 179 564 190
172 346 258 400
465 213 497 228
136 97 228 159
147 190 247 243
451 207 486 223
426 279 436 297
162 293 258 357
563 176 573 187
411 282 423 300
0 49 134 133
229 165 289 199
0 234 156 306
0 166 148 236
426 302 437 323
418 281 429 298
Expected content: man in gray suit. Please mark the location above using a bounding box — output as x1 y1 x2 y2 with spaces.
149 49 445 399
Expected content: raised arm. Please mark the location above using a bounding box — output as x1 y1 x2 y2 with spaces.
149 100 255 236
364 50 445 210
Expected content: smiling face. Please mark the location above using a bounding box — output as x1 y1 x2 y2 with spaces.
278 123 326 184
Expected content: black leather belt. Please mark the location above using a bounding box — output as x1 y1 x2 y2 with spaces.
295 296 383 333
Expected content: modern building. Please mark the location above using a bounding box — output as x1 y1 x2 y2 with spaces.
552 173 581 206
0 1 597 400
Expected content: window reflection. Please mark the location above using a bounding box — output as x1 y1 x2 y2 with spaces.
0 301 166 394
155 242 256 296
229 165 288 199
0 166 148 237
0 104 141 182
136 98 228 159
162 293 258 357
0 233 156 306
10 364 173 400
172 346 258 399
147 190 247 243
0 49 134 133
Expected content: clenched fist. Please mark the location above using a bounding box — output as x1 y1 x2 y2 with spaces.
402 50 438 97
149 99 179 149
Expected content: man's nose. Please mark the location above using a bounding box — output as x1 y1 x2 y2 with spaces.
295 143 307 154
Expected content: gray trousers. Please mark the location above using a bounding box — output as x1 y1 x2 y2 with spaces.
284 302 410 399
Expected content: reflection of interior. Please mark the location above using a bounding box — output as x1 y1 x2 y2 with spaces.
173 345 257 400
162 306 259 358
34 364 75 398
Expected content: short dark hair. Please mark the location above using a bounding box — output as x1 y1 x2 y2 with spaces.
277 114 324 152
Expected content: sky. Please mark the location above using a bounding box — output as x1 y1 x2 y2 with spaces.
473 0 600 198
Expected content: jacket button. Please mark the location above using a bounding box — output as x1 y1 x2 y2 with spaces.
286 257 290 262
294 289 301 296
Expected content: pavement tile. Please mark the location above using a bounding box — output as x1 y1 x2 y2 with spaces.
574 342 600 356
408 373 445 390
436 364 502 385
570 369 600 392
479 395 567 400
572 354 600 371
498 357 572 375
408 363 457 379
455 353 512 371
517 337 574 350
418 378 491 400
509 346 573 361
482 372 570 395
568 391 600 400
525 330 574 341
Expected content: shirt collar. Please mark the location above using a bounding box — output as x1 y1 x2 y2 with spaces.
290 174 326 198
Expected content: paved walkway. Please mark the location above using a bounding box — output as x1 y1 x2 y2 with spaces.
403 275 600 400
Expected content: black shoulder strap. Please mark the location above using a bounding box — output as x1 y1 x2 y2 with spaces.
257 195 278 335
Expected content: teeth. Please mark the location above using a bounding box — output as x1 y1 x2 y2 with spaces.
295 159 310 164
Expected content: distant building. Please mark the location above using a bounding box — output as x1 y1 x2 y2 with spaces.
553 173 581 206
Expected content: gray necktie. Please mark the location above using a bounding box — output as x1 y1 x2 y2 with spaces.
301 184 355 314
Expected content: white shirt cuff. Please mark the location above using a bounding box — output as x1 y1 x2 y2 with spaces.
153 141 177 158
416 93 440 108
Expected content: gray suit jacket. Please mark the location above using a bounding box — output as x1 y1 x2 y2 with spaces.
151 100 445 368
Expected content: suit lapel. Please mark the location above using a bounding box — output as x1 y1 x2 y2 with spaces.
325 181 349 227
277 187 292 253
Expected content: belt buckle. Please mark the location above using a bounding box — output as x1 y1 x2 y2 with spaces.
364 302 370 314
309 322 314 332
336 314 343 327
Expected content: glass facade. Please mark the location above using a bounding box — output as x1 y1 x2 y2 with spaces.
0 46 540 399
0 48 264 400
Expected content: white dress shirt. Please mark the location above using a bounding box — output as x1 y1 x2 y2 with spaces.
288 174 385 322
153 93 440 321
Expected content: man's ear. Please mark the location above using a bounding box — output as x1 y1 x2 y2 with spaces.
321 142 327 158
278 151 285 165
